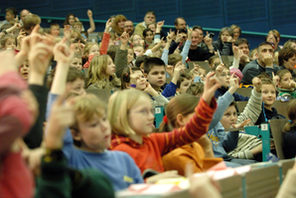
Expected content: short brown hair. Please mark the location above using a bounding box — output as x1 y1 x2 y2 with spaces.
23 14 41 31
278 47 296 66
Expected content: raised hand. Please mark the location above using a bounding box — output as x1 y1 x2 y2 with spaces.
104 18 113 33
87 9 93 18
262 53 273 67
252 77 262 92
120 31 129 46
228 74 239 94
202 72 221 105
45 93 74 149
53 38 74 65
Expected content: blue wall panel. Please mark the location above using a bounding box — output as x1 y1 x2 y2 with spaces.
1 0 296 48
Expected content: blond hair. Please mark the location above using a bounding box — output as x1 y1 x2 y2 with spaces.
87 54 120 89
71 94 106 130
108 89 151 136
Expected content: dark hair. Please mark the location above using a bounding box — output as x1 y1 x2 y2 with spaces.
145 11 156 17
143 57 165 74
258 41 273 49
235 38 249 47
23 14 41 31
143 28 153 38
64 13 75 25
5 7 17 17
135 55 148 68
219 27 233 40
278 47 296 66
192 25 203 32
284 99 296 132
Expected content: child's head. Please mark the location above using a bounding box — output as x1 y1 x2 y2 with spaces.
133 45 144 57
259 77 276 109
235 38 250 56
70 94 110 152
159 94 200 132
278 47 296 70
1 35 16 50
108 89 154 137
284 99 296 132
168 54 182 67
219 27 233 43
131 34 144 47
65 13 76 26
70 56 83 70
143 28 154 44
216 66 230 87
186 82 204 97
23 14 41 34
84 42 100 57
143 57 166 89
5 7 17 22
50 23 60 37
66 67 86 96
19 60 30 80
208 55 221 70
220 102 238 129
147 23 156 33
121 67 146 90
230 24 241 40
73 21 83 33
88 55 115 85
277 69 293 90
177 73 192 94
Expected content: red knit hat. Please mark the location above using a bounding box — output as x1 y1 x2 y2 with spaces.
230 68 243 83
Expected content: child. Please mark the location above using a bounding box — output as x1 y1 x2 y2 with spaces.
1 35 16 50
49 23 60 38
282 99 296 159
208 77 262 165
255 76 285 125
176 73 192 94
143 57 184 98
214 65 249 101
108 72 220 173
213 27 233 55
87 54 121 90
46 41 143 191
160 94 223 175
276 69 296 100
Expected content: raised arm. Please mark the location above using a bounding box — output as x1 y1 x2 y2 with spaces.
86 10 96 34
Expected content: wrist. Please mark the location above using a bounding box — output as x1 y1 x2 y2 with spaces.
28 72 44 85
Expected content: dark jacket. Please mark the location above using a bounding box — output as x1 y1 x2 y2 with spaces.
283 126 296 159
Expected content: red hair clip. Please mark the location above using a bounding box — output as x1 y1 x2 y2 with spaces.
163 115 168 124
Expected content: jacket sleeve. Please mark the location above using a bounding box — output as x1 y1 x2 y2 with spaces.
209 91 234 130
115 48 128 78
237 89 262 125
100 32 110 55
24 85 48 149
161 82 177 98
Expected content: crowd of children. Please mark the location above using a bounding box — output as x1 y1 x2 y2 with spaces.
1 6 296 198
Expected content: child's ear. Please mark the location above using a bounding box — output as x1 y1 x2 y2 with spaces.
71 128 82 141
176 113 185 127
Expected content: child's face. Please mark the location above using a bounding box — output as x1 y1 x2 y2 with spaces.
127 49 134 63
148 24 156 33
284 54 296 71
220 105 237 129
209 58 221 69
261 84 276 108
128 96 154 136
144 31 154 43
66 78 86 96
19 60 30 80
133 46 144 57
89 44 100 56
74 24 82 33
68 15 75 25
106 57 116 76
70 57 82 70
77 113 111 152
279 72 293 89
217 68 230 87
179 78 192 94
5 11 14 22
146 65 166 88
133 70 147 90
50 26 60 37
132 35 144 46
221 31 231 43
5 38 16 50
238 43 250 56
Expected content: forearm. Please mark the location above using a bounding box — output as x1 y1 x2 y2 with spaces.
100 32 110 55
87 16 95 33
50 64 69 95
115 48 127 78
181 40 191 64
